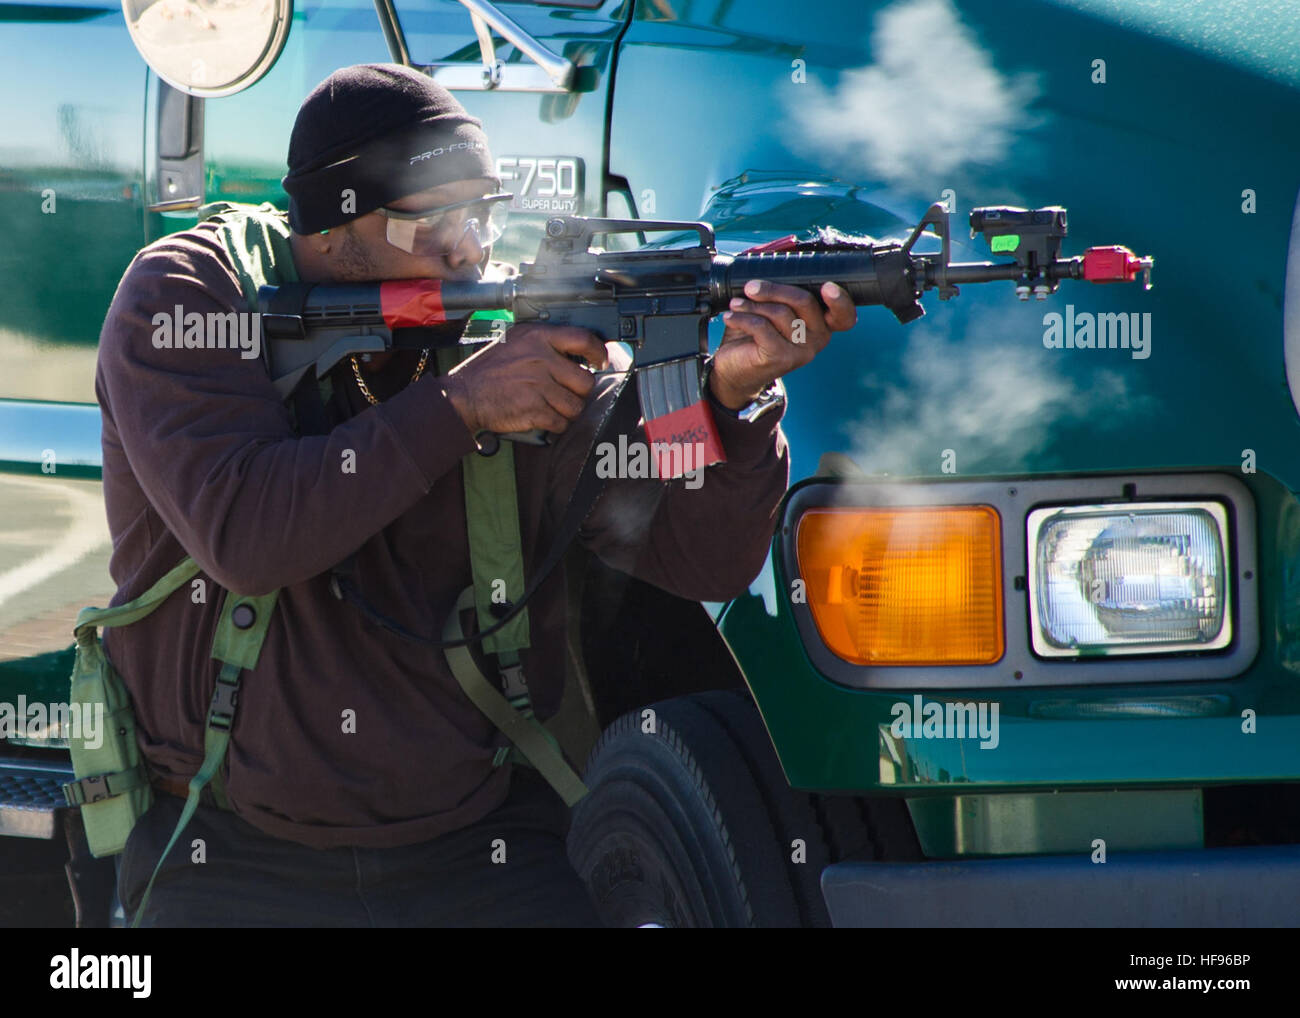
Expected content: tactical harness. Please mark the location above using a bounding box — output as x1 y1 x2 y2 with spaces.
62 202 604 925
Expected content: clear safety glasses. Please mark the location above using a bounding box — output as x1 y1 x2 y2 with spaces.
375 192 513 255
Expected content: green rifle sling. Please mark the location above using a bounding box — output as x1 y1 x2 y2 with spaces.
434 344 589 806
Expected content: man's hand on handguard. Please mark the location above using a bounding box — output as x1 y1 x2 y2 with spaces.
710 280 857 410
441 322 609 436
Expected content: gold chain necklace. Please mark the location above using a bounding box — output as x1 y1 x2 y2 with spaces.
350 349 430 406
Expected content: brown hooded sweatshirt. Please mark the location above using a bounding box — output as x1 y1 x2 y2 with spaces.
95 218 788 849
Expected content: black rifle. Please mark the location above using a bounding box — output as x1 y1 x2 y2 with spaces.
259 202 1153 445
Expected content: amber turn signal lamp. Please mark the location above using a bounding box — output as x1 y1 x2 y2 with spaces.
795 506 1004 665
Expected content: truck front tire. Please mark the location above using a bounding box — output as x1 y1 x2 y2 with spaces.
566 689 918 927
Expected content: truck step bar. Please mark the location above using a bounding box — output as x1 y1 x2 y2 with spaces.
0 759 75 840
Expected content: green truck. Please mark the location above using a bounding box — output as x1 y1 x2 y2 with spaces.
2 0 1299 927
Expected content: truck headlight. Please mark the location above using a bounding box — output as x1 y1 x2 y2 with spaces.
1028 501 1231 657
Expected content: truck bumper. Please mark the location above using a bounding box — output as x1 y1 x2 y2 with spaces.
822 845 1300 927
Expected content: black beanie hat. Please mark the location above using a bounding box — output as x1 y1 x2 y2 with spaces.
282 64 497 234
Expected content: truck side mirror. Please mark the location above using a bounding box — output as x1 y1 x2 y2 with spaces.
121 0 292 98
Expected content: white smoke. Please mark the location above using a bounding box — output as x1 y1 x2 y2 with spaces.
791 0 1040 195
839 315 1143 475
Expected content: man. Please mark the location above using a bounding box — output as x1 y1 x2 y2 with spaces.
97 64 856 926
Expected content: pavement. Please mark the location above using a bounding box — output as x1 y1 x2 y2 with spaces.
0 473 114 662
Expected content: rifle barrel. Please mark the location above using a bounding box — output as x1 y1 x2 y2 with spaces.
934 257 1084 286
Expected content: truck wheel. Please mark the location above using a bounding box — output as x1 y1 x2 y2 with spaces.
566 690 917 927
566 694 797 927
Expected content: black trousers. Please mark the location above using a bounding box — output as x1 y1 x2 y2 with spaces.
118 768 603 927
